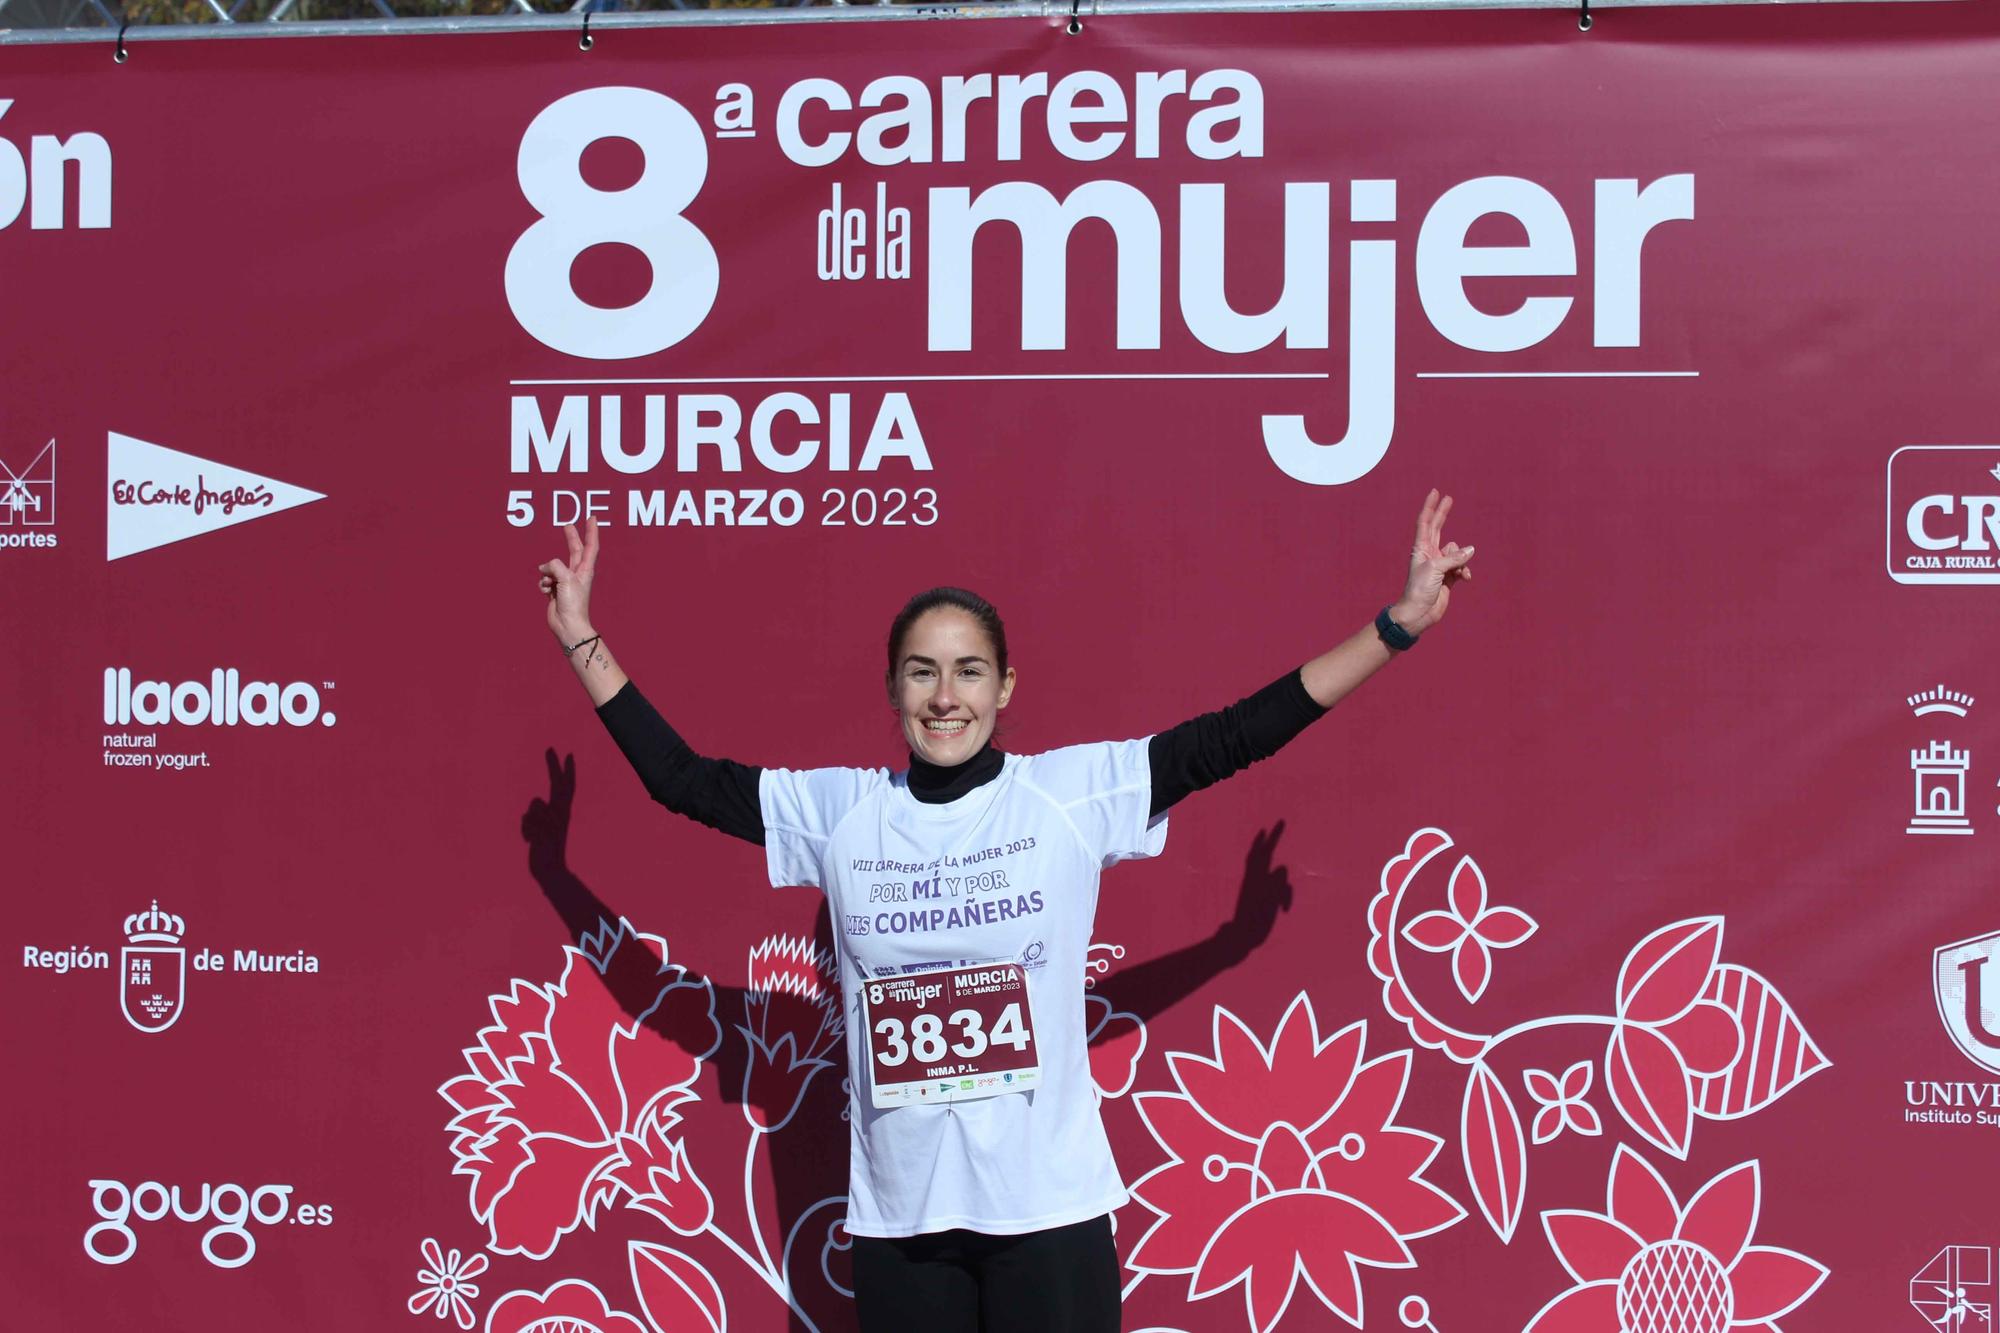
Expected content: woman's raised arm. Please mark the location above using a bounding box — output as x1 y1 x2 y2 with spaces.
1298 488 1474 709
1148 491 1475 815
539 517 630 706
538 519 766 844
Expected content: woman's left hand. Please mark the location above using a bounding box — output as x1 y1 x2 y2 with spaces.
1389 489 1475 635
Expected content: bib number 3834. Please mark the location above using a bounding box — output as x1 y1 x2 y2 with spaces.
864 963 1040 1109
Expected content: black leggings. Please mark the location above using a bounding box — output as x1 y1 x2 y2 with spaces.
851 1213 1120 1333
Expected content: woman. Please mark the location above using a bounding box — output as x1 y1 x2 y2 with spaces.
537 491 1474 1333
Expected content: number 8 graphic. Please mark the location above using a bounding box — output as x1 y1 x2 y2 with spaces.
505 87 719 360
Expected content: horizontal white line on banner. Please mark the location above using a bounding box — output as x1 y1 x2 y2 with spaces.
1415 370 1701 379
511 373 1333 385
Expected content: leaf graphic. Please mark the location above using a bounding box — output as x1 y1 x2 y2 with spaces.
1605 1023 1694 1159
1404 910 1469 952
630 1241 725 1333
1460 1061 1528 1241
1616 918 1723 1025
1694 964 1832 1120
1475 907 1538 947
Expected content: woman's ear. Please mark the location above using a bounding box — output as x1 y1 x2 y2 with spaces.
997 666 1017 709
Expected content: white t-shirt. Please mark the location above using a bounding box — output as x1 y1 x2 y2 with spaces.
760 738 1166 1238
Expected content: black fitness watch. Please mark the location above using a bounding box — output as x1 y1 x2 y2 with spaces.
1375 605 1419 652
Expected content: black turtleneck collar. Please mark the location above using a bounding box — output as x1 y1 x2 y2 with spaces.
907 742 1005 804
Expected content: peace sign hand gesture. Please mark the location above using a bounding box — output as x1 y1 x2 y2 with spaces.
1390 489 1475 636
537 518 600 645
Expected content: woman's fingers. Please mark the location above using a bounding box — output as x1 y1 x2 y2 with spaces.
538 559 580 603
563 522 582 567
578 517 600 577
1413 489 1439 553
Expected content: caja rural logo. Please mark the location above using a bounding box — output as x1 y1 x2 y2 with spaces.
1886 447 2000 585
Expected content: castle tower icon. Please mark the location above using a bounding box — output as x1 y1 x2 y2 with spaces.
1909 740 1973 836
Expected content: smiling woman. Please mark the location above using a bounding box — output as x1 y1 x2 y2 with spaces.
885 587 1016 767
533 492 1476 1333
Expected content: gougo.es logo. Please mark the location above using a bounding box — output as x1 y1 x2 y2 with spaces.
84 1178 333 1268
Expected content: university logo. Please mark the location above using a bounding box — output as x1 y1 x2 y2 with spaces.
1934 930 2000 1077
1911 1245 1994 1332
121 900 187 1034
1887 446 2000 585
105 431 325 560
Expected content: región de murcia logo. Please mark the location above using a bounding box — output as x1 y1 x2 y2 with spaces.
17 901 323 1033
122 900 187 1033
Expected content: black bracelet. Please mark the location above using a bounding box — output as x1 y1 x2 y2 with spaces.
1375 606 1419 652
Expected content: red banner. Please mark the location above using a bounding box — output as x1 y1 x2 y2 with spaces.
4 4 1998 1330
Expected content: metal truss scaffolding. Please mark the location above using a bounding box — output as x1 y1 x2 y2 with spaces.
0 0 1961 49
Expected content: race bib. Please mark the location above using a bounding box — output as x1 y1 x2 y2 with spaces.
862 962 1041 1108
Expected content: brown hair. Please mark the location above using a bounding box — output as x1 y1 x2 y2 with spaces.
885 587 1009 684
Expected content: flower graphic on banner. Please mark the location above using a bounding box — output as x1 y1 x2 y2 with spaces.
484 1276 650 1333
483 1246 727 1333
738 934 843 1133
629 1241 727 1333
1525 1063 1603 1145
410 1237 488 1329
1086 991 1148 1099
1127 996 1465 1331
434 907 854 1333
1366 828 1830 1242
1086 941 1147 1100
439 918 722 1259
1523 1146 1827 1333
1399 854 1537 1004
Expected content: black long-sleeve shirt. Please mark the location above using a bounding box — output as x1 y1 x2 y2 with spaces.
594 669 1327 845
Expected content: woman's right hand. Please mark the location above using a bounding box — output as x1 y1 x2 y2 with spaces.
538 519 599 645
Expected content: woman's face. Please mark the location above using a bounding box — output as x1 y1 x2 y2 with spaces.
890 607 1015 766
